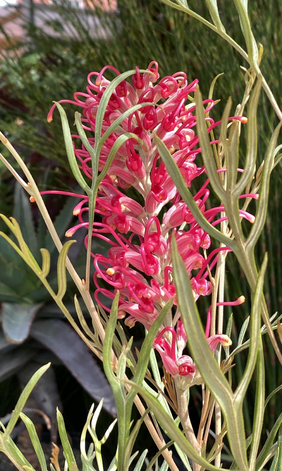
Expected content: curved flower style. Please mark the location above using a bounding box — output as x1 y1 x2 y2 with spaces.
47 62 251 378
153 320 233 382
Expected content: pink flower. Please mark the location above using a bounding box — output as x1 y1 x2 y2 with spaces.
45 62 251 362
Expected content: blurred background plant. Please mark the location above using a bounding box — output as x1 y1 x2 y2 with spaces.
1 0 282 465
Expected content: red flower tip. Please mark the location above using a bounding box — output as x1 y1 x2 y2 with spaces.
29 196 36 203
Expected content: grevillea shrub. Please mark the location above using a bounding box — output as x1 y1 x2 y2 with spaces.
1 2 282 471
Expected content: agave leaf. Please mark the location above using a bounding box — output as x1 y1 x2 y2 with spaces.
0 282 25 303
30 319 116 416
0 346 37 382
0 330 12 352
40 191 83 257
2 303 42 344
0 236 41 301
13 183 38 261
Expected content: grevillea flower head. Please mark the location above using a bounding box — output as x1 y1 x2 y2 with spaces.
45 62 252 381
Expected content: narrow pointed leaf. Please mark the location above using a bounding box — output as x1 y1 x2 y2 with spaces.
54 102 91 194
171 235 248 469
235 77 261 195
57 408 79 471
205 0 225 31
237 316 250 347
95 70 137 140
247 121 282 249
97 132 145 185
124 379 226 471
249 338 265 468
4 363 50 436
56 239 76 300
155 134 233 248
232 0 259 73
19 412 48 471
195 88 226 200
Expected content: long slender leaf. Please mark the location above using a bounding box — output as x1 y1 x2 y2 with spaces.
4 363 50 436
19 412 48 471
155 133 233 248
171 234 248 470
57 408 79 471
56 239 76 300
124 379 227 471
54 102 91 194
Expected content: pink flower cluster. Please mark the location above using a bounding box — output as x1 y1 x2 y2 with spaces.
47 62 250 380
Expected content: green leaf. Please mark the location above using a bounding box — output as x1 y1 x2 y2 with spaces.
97 132 145 185
155 132 233 248
39 248 51 278
2 303 42 344
94 69 137 141
19 412 48 471
194 88 225 200
269 427 282 470
256 414 282 469
205 0 225 31
54 102 91 194
4 363 50 436
246 119 282 249
124 379 226 471
0 434 37 471
56 239 76 300
235 76 261 195
57 408 79 471
0 281 25 303
249 337 265 469
232 0 259 73
237 316 250 347
171 234 248 470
